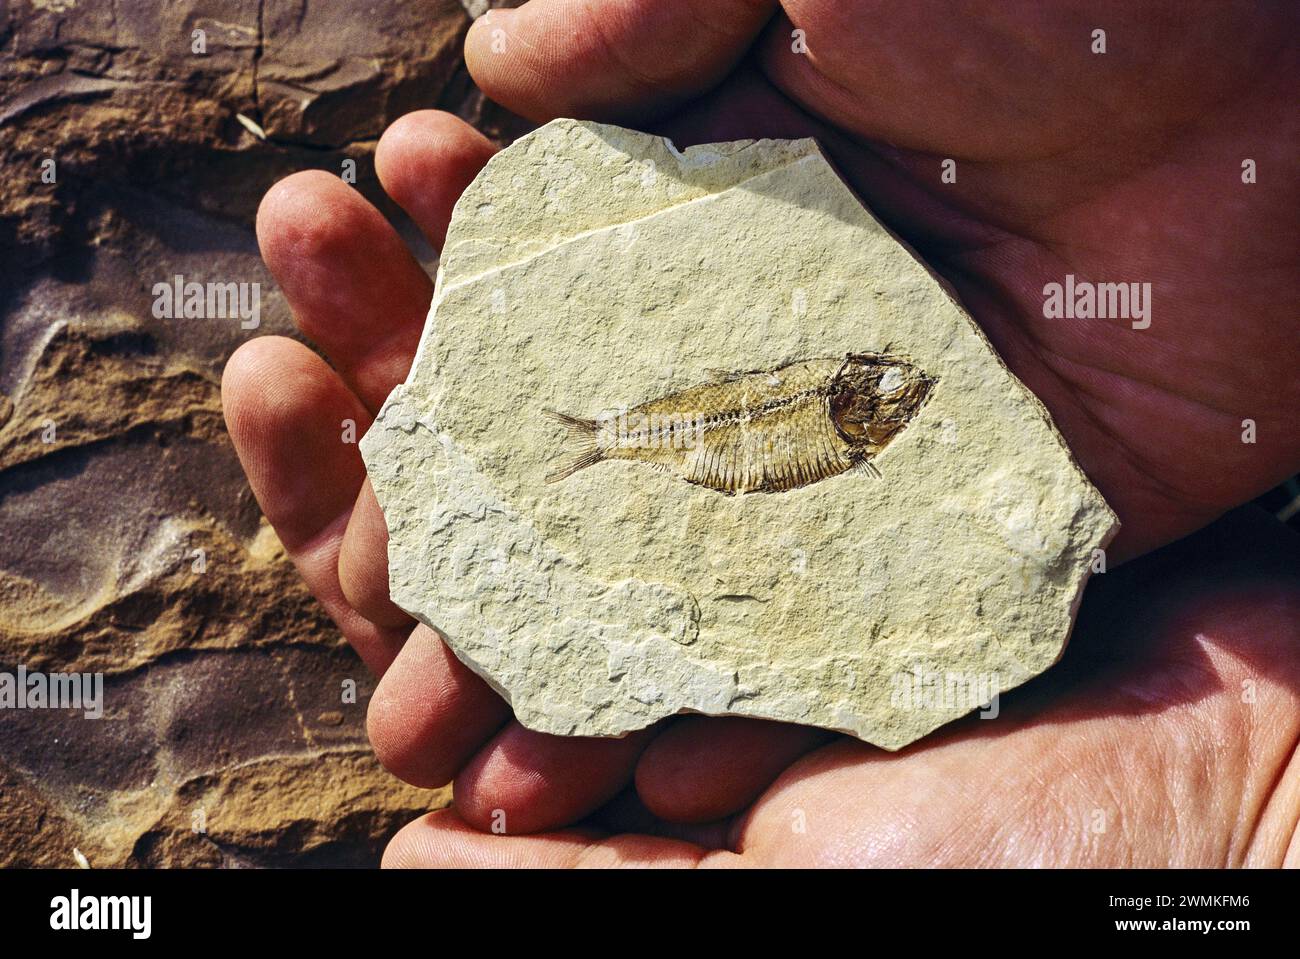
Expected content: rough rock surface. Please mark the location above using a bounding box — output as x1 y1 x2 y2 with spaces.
0 0 529 867
363 120 1120 750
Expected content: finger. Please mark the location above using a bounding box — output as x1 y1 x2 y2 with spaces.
465 0 777 123
383 808 742 868
267 117 497 630
256 170 431 412
367 625 512 787
338 478 410 628
221 336 408 671
453 722 657 834
635 716 835 823
583 785 736 848
374 110 499 250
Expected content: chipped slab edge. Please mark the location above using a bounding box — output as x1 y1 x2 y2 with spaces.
363 119 1121 750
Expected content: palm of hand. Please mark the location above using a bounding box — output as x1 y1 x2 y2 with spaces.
607 1 1298 561
221 1 1300 867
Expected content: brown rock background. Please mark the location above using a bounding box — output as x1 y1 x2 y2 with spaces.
0 0 527 867
4 1 1298 869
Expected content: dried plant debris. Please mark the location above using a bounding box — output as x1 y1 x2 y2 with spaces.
362 120 1118 749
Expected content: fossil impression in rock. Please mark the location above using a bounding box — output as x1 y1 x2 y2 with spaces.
545 353 936 494
360 119 1119 750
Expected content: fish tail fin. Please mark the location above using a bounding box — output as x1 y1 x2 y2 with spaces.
543 409 605 483
544 409 600 435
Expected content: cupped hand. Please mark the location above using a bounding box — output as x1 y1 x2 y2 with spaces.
382 507 1300 867
221 0 1300 865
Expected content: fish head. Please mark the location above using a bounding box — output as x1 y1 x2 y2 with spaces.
829 353 937 450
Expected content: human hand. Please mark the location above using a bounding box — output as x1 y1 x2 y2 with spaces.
222 0 1300 865
381 506 1300 866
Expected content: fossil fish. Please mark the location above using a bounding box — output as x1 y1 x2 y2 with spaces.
544 353 936 494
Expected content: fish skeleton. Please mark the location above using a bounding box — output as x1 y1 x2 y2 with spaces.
544 353 936 495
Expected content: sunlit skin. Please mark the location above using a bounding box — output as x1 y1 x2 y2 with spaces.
221 1 1300 866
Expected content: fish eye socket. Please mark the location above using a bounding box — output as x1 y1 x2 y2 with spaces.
877 368 905 393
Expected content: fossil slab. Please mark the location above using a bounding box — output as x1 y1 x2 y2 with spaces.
361 119 1119 749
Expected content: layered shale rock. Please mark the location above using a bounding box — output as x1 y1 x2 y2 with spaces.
363 120 1119 750
0 0 523 866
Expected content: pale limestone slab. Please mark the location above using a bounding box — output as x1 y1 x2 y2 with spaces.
361 119 1119 749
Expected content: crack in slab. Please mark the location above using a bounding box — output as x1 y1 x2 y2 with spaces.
436 148 820 299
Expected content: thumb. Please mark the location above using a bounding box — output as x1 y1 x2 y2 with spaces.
466 0 777 123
